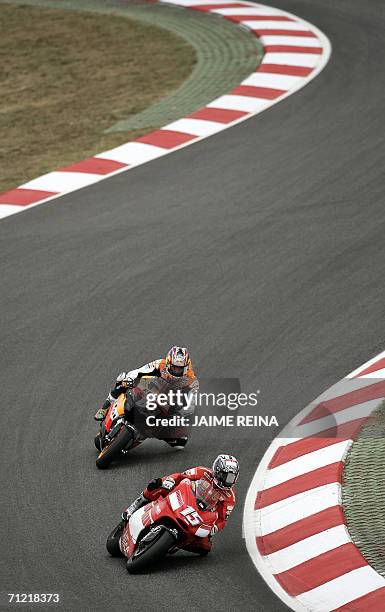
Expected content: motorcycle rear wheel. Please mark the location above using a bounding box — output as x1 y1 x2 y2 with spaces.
126 529 176 574
96 426 133 469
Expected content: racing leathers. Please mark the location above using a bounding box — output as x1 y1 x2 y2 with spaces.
122 466 236 554
96 358 198 417
95 358 199 448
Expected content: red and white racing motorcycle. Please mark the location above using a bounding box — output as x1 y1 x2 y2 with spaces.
106 477 219 573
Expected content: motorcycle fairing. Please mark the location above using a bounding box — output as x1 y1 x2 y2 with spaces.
104 394 126 433
120 479 217 560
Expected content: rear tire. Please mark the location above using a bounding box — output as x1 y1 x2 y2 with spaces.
106 522 124 557
96 426 133 469
126 528 176 574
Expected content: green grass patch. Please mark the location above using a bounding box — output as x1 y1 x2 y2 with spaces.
0 2 196 192
343 399 385 575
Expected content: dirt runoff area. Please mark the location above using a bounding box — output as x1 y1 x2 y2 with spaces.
0 2 196 192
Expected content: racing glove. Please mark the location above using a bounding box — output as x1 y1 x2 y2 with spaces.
147 478 163 492
116 373 135 388
162 477 176 491
146 477 175 492
210 524 219 537
121 493 147 521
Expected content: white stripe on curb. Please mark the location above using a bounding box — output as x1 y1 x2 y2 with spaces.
259 36 322 46
258 484 341 535
266 525 351 574
165 118 224 137
262 52 322 66
243 72 303 88
95 142 168 165
262 440 350 490
296 567 385 611
22 171 103 192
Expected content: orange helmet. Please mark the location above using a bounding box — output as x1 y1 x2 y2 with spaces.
165 346 191 378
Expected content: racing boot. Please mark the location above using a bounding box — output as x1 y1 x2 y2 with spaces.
183 538 212 556
164 436 188 450
94 399 111 421
121 493 148 522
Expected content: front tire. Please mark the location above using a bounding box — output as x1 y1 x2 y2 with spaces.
126 528 176 574
96 426 133 469
94 433 102 451
106 522 124 557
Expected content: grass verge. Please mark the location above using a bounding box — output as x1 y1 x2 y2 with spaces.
0 2 196 192
343 399 385 575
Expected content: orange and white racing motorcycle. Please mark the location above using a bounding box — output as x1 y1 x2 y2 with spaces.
94 377 192 469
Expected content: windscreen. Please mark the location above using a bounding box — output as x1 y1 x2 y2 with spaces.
194 478 223 511
136 377 164 395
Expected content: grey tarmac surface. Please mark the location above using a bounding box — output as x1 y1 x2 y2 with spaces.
1 1 385 610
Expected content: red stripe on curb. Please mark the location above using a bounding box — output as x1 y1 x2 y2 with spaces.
192 3 247 10
137 130 196 149
252 29 316 37
256 505 345 556
264 45 322 53
255 462 343 509
333 586 385 611
257 63 313 76
60 157 127 175
353 357 385 378
0 188 58 205
313 417 370 440
231 85 286 99
227 15 295 23
268 420 370 469
270 418 370 468
268 439 346 469
274 543 368 596
188 107 248 123
300 380 385 424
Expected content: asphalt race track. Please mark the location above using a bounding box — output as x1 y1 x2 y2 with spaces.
1 1 385 610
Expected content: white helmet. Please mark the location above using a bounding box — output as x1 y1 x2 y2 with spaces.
212 454 239 489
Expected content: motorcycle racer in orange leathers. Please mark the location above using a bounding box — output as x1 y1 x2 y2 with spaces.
94 346 198 449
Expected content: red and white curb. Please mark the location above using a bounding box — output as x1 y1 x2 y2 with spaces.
244 351 385 611
0 0 331 220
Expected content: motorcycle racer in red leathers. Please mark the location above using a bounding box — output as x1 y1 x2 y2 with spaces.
121 455 239 555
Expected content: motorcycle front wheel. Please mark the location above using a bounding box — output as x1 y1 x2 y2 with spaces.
106 522 125 557
94 433 102 451
96 426 133 469
126 528 176 574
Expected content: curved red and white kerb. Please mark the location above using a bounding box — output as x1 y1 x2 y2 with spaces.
244 351 385 612
0 0 331 220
